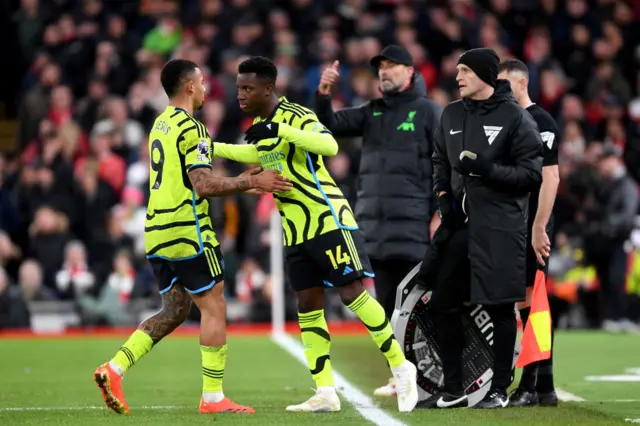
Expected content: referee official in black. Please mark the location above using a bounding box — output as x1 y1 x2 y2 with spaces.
498 59 560 407
417 48 543 409
314 45 442 396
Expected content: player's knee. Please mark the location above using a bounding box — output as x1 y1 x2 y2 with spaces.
296 295 322 313
338 279 366 306
295 286 324 313
175 308 190 324
192 281 226 315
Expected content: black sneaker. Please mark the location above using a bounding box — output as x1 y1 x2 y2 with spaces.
507 388 538 407
474 389 509 409
537 390 558 407
416 391 468 409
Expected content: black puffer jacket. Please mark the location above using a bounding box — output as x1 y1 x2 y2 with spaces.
315 73 442 262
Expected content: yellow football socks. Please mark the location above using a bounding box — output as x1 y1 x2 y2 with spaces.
201 344 227 400
111 330 154 374
299 310 334 387
348 290 405 368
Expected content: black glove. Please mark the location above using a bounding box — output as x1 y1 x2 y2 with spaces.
414 225 453 288
437 192 456 227
458 150 492 177
244 121 279 144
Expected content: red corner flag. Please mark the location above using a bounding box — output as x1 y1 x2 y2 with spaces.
516 270 552 368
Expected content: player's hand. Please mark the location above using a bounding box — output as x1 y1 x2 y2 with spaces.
532 224 551 266
254 169 293 193
240 167 267 195
318 60 340 95
239 166 263 177
245 121 279 144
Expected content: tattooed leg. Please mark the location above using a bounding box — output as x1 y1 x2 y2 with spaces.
139 283 193 344
105 284 192 380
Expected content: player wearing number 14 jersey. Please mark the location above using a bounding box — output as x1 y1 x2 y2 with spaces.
212 56 418 413
93 59 291 415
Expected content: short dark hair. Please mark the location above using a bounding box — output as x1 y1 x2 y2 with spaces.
499 59 529 79
160 59 198 97
238 56 277 84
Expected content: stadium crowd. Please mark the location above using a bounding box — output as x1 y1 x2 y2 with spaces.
1 0 640 330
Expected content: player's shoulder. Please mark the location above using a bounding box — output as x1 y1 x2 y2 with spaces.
526 104 558 132
279 99 316 117
168 111 208 142
279 99 318 123
278 99 329 133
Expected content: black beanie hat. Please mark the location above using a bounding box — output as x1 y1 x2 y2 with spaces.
457 48 500 88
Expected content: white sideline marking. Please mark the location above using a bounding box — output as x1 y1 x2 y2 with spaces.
556 388 585 402
0 405 185 412
272 332 408 426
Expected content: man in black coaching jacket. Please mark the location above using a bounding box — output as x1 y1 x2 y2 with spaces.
418 48 543 409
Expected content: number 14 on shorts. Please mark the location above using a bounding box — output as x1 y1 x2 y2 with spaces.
325 245 351 270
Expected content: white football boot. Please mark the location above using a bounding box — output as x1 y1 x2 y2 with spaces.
391 360 419 412
285 386 341 413
373 377 397 396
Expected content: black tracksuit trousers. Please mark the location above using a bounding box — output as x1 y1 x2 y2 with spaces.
431 225 517 394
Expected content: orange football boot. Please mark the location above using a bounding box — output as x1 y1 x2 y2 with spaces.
94 363 130 414
199 397 255 414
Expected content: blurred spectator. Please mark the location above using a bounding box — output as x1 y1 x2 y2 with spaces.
94 96 145 154
18 62 60 148
142 15 182 56
29 205 72 287
582 146 639 331
127 82 156 132
120 186 146 259
13 0 45 64
74 124 126 194
76 250 135 326
75 76 109 134
48 85 74 128
18 259 56 302
55 240 95 299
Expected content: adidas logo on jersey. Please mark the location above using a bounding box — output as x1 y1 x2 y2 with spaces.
343 266 354 276
152 181 160 190
483 126 503 145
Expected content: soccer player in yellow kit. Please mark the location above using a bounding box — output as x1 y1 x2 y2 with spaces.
93 59 292 415
212 56 419 413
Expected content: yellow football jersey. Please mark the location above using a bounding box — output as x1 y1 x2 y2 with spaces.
145 106 218 260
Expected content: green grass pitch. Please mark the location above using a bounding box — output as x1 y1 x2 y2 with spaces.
0 329 639 425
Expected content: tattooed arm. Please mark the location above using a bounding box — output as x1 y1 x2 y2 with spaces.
188 167 256 198
138 285 192 344
188 167 293 198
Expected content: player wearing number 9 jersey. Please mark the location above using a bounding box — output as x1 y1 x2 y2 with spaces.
145 109 218 258
93 59 292 416
211 57 418 414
